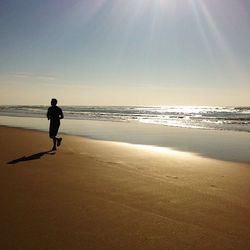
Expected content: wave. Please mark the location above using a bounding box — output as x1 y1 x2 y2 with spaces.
0 105 250 132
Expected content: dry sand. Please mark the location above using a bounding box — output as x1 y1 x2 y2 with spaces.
0 126 249 249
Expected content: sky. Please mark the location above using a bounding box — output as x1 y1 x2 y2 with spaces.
0 0 249 106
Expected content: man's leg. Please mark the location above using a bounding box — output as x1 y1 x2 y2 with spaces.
50 136 57 151
54 124 62 147
57 137 62 147
50 136 62 150
50 122 60 150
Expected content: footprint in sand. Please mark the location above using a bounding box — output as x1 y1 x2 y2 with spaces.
166 175 179 179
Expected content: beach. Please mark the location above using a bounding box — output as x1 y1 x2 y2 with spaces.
1 0 249 248
0 126 249 249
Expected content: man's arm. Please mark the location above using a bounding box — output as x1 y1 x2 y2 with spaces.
47 108 50 120
60 108 64 119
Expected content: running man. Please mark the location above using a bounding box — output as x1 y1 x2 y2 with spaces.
47 98 64 151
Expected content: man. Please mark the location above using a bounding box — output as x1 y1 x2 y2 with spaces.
47 98 64 151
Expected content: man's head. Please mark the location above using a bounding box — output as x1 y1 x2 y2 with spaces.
51 98 58 106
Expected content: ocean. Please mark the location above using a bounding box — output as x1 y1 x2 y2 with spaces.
0 105 250 163
0 105 249 133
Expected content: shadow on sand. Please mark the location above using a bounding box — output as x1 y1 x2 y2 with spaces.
7 150 56 165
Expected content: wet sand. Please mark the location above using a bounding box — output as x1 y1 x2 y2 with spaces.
0 126 249 249
1 115 250 163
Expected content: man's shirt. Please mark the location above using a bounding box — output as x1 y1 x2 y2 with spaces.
47 106 63 122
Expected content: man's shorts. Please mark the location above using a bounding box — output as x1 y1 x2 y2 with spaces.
49 121 60 138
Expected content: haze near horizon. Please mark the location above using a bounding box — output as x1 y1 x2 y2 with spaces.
0 0 249 106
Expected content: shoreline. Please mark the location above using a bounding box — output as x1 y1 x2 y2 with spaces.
0 126 249 249
0 105 249 134
1 123 250 165
1 115 250 163
0 112 250 133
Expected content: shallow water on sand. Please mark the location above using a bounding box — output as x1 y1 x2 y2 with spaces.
0 115 250 163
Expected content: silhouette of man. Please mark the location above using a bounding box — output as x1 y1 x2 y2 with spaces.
47 98 64 151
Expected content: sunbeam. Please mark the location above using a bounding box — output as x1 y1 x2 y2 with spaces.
189 0 215 61
194 0 236 65
1 0 249 105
